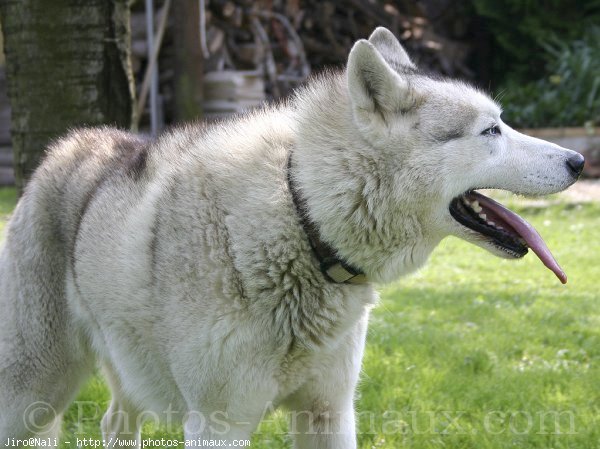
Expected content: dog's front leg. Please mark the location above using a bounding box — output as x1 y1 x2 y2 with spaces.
289 398 357 449
285 320 368 449
183 410 253 447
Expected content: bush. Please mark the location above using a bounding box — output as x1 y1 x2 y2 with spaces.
499 26 600 128
471 0 600 86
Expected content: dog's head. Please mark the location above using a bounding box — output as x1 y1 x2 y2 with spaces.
304 27 584 283
343 27 584 283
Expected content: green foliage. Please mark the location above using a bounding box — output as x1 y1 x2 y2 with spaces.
470 0 600 127
471 0 600 85
499 26 600 128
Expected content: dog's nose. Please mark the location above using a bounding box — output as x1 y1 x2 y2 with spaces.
566 152 585 178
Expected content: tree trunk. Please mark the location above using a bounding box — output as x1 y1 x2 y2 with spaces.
0 0 136 195
172 0 204 122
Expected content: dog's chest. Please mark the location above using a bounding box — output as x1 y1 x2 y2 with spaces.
271 306 371 403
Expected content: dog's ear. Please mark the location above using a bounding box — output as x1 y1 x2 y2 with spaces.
347 39 418 127
368 27 415 70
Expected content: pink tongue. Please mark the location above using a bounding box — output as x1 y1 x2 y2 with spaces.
473 192 567 284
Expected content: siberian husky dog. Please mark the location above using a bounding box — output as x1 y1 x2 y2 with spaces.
0 27 584 448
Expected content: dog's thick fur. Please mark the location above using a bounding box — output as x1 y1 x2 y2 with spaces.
0 28 582 447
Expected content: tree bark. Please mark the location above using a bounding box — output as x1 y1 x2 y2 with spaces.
172 0 204 122
0 0 136 195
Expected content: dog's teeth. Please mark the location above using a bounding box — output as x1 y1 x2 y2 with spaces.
487 221 495 227
472 201 482 213
479 213 487 220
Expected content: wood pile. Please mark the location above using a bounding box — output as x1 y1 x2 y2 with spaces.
202 0 475 98
129 0 477 127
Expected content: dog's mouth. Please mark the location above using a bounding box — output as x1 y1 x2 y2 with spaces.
449 190 567 284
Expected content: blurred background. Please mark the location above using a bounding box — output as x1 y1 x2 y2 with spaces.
0 0 599 193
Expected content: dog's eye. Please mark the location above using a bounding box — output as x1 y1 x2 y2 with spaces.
482 125 501 136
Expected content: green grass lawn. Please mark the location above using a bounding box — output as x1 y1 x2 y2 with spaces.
1 187 598 448
0 188 17 233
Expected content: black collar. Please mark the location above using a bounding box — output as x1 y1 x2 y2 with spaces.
287 154 368 284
